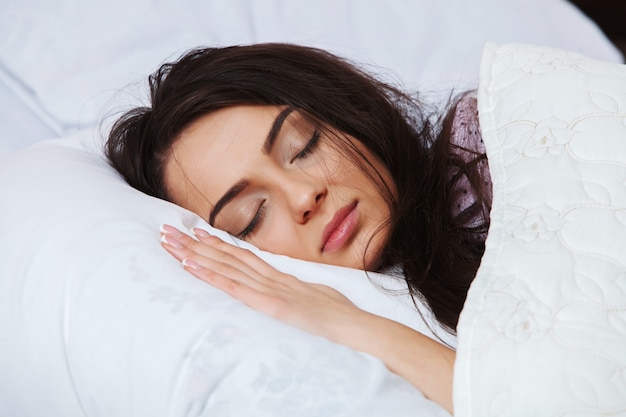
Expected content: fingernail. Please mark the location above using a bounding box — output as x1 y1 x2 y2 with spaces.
160 224 183 237
161 234 184 249
192 228 210 238
182 258 202 270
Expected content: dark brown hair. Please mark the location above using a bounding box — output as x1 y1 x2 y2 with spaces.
106 43 489 333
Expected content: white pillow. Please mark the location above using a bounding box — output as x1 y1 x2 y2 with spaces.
0 0 622 135
0 130 452 415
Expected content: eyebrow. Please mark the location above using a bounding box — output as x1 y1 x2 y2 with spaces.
208 179 249 226
208 107 294 226
263 107 294 154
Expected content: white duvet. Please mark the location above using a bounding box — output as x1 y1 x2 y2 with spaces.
455 43 626 416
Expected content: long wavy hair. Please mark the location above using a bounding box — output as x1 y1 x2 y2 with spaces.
105 43 490 333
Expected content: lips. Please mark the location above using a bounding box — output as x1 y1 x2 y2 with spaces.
321 201 359 253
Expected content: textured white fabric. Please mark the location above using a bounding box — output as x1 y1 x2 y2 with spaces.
1 3 625 410
455 43 626 416
0 0 622 142
0 132 452 416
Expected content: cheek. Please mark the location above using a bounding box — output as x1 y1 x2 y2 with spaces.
362 225 390 270
252 233 309 261
301 142 345 179
320 141 386 193
248 216 302 256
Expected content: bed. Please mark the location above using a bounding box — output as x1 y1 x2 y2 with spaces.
1 1 624 416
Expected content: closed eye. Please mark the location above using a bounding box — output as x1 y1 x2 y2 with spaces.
293 130 321 162
237 200 266 239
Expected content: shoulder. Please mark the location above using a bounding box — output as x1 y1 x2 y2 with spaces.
448 93 492 224
450 93 484 156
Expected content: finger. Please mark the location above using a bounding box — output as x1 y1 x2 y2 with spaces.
160 233 188 262
181 257 315 327
161 225 292 289
181 257 272 307
191 227 214 242
163 225 238 261
188 252 271 291
183 227 280 280
161 225 229 264
160 227 274 290
187 227 277 277
191 231 286 280
161 224 204 248
181 250 303 311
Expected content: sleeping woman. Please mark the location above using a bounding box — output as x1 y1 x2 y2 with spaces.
105 43 492 414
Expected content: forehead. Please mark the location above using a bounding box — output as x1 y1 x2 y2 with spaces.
172 104 288 163
177 105 282 154
163 105 283 209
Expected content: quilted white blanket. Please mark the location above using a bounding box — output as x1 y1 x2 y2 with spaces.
455 43 626 416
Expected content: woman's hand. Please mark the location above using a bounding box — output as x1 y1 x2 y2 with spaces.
160 224 454 413
159 224 363 341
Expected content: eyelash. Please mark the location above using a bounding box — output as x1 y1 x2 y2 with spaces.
238 200 266 239
239 130 321 239
293 129 321 161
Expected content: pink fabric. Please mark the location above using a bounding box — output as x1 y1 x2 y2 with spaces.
449 95 492 226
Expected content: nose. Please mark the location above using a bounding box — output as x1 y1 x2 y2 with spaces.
282 176 326 224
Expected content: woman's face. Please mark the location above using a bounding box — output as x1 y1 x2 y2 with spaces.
164 105 395 270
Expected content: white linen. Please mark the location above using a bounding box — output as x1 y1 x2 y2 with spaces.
1 1 626 414
0 131 452 416
455 42 626 416
0 72 58 156
0 0 623 152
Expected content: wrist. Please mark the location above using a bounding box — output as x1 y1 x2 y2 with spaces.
330 310 455 413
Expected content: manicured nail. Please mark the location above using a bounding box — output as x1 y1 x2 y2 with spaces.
160 234 184 249
160 224 183 237
182 258 202 270
192 228 210 238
